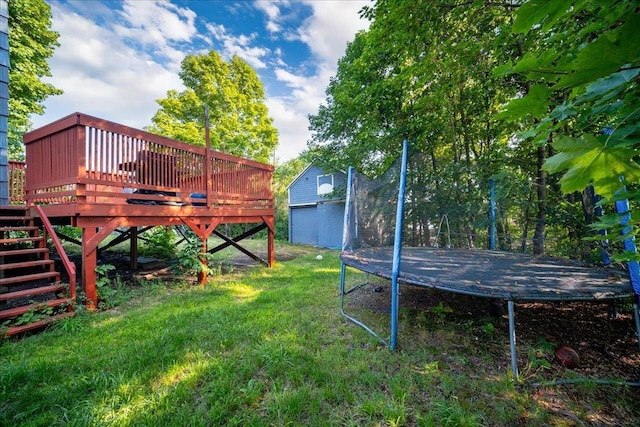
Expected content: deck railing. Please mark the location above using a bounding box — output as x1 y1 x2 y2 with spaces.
22 112 274 208
8 160 25 204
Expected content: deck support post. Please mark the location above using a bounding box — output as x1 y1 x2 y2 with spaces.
262 215 275 267
198 238 208 285
130 226 138 269
82 227 98 309
268 224 275 267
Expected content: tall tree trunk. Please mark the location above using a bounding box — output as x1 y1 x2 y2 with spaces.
533 145 547 255
430 149 439 191
521 189 533 252
566 191 580 242
496 211 512 251
582 186 596 225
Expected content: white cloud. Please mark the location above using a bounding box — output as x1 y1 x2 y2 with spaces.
29 0 370 164
299 1 370 66
205 23 269 69
114 0 198 70
254 0 289 34
268 96 310 163
31 1 183 129
266 1 370 162
120 0 197 42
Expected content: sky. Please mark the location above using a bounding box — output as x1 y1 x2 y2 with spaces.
30 0 371 163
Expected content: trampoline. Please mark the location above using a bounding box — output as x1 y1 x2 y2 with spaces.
341 247 633 302
339 140 640 378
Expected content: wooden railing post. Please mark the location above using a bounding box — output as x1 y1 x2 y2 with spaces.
204 106 212 208
75 122 87 204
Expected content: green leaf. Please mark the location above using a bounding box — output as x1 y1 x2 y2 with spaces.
577 68 640 103
554 14 640 90
548 103 577 121
544 134 640 197
510 49 560 75
550 135 599 153
496 85 550 120
492 61 514 77
554 39 622 89
543 151 578 174
512 0 573 34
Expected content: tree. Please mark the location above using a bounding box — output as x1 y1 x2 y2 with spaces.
308 0 523 249
498 1 640 260
148 51 278 164
273 155 310 239
8 0 62 160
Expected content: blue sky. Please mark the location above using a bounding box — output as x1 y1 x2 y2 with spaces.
31 0 370 162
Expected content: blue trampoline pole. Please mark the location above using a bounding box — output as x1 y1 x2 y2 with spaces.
390 140 409 350
614 194 640 349
615 196 640 293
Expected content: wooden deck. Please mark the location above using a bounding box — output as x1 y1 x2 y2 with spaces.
10 112 275 307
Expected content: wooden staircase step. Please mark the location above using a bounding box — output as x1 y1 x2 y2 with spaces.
0 205 29 211
0 271 60 286
0 298 71 320
0 284 66 302
0 216 34 222
0 225 39 233
2 311 75 337
0 259 54 271
0 207 77 337
0 236 44 245
0 247 50 257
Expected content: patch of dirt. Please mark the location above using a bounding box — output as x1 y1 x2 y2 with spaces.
65 243 320 284
345 280 640 423
346 280 640 382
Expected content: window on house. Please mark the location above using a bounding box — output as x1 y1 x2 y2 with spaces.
317 174 334 196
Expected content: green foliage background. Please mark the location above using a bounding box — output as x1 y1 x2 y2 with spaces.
307 0 640 261
147 52 278 164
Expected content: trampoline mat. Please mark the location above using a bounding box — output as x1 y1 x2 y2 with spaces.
341 247 634 302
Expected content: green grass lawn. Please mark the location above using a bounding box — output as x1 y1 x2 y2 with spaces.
1 243 639 426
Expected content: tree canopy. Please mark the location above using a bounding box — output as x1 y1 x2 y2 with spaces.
499 0 640 199
147 51 278 164
307 0 639 260
498 0 640 260
8 0 62 160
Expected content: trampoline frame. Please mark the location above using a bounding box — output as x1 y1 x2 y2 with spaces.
339 140 640 379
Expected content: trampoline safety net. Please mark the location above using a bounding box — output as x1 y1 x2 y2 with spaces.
343 154 405 252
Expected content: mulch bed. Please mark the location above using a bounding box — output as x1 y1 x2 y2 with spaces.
345 280 640 382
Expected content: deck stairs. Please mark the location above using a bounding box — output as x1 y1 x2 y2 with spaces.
0 205 75 337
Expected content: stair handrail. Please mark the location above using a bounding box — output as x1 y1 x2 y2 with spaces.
33 205 77 299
